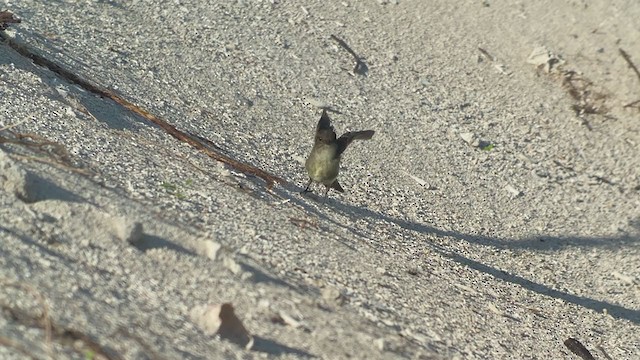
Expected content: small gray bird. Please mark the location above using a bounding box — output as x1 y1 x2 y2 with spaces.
303 110 375 201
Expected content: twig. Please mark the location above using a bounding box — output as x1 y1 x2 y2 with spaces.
2 131 71 161
0 279 53 359
618 49 640 111
619 48 640 83
330 34 368 75
187 131 223 150
1 301 123 360
0 118 31 132
477 47 495 61
289 217 318 229
596 344 614 360
0 336 40 359
114 327 165 360
0 130 89 174
623 99 640 108
9 154 94 175
0 10 21 31
0 31 285 189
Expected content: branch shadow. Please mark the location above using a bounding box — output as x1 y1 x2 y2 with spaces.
0 40 145 131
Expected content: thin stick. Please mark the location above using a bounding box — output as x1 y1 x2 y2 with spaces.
9 154 94 175
0 32 285 189
477 47 495 62
619 48 640 82
0 118 31 132
0 10 21 30
114 327 165 360
0 279 53 359
623 99 640 108
0 336 40 359
596 344 614 360
330 34 367 75
330 34 360 61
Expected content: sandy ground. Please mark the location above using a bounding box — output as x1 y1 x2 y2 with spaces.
1 0 639 359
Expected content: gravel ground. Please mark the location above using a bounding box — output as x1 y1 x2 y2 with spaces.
1 1 639 359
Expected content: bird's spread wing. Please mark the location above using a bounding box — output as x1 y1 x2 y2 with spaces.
336 130 375 156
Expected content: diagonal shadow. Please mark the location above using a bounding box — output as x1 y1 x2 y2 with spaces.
273 182 640 325
0 42 145 131
331 198 640 252
252 336 316 358
20 172 88 204
430 242 640 324
237 259 301 290
130 234 198 256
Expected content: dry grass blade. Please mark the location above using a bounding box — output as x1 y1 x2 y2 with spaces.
57 329 123 360
9 154 93 175
623 99 640 108
596 344 614 360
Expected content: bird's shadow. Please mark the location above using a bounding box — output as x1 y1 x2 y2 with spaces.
274 182 640 325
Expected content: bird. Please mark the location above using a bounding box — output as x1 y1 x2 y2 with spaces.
303 109 375 201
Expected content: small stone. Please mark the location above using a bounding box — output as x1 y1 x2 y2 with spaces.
0 149 31 200
611 271 636 285
374 338 385 351
274 311 303 329
109 216 143 244
190 303 253 349
526 46 564 73
487 303 502 315
460 132 476 145
223 256 242 274
504 184 523 197
304 97 329 109
321 286 345 306
197 240 223 261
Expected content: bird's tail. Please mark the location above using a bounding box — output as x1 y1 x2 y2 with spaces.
330 180 345 193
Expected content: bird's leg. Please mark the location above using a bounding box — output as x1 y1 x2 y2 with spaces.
302 178 313 193
322 186 330 204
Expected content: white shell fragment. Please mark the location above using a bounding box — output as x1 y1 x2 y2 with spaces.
190 303 254 350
